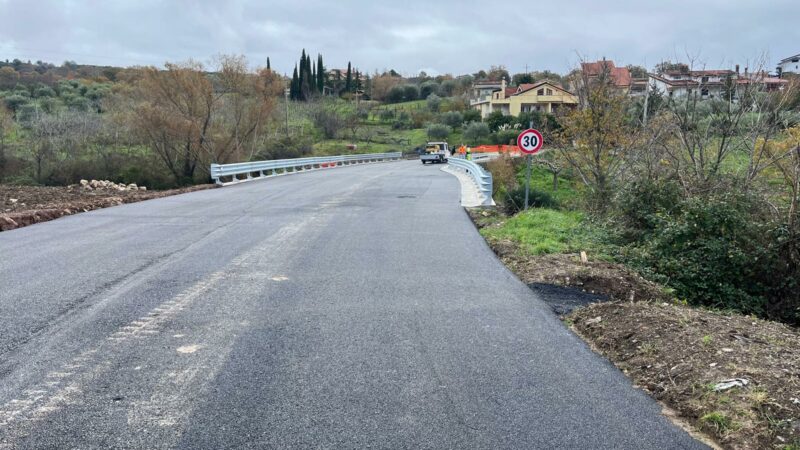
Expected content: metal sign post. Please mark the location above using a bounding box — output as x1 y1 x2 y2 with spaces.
516 128 544 210
524 154 532 210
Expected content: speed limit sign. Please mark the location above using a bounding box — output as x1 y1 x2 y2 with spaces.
517 129 543 154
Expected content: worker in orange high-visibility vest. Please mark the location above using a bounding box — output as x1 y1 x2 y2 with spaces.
458 144 466 155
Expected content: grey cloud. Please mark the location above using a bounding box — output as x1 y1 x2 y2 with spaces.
0 0 798 75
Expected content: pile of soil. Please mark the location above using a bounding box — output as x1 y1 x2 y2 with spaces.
1 184 216 232
571 302 800 450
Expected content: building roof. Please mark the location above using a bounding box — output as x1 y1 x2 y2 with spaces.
581 60 631 87
511 80 573 96
663 69 735 77
779 54 800 64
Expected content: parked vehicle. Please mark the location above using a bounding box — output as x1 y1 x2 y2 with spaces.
420 142 450 164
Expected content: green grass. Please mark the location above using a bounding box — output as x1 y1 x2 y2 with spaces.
480 208 613 257
515 165 581 206
382 100 427 111
700 411 737 434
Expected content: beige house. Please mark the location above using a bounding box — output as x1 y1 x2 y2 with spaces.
471 79 578 118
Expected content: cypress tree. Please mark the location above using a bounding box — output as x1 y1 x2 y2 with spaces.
266 57 271 70
317 54 325 94
298 50 306 100
355 70 361 91
290 64 299 100
345 62 352 93
311 60 317 93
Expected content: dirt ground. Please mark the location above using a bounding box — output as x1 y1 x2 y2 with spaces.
571 302 800 450
1 184 216 232
468 206 800 450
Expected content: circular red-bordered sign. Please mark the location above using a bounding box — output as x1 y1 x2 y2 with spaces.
517 129 544 154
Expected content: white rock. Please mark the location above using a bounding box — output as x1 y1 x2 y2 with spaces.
139 186 147 191
127 183 137 190
9 198 17 204
90 180 100 188
79 179 88 186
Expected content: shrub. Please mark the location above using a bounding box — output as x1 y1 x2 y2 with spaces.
386 85 405 103
420 81 440 99
463 121 490 144
614 178 682 242
440 80 456 96
378 108 395 121
504 186 558 213
486 110 515 131
439 111 463 128
34 85 56 98
392 119 409 130
486 155 519 197
492 129 518 145
410 110 433 128
402 84 419 102
426 123 451 140
629 192 774 315
462 108 481 123
3 94 28 112
426 94 442 112
309 105 343 139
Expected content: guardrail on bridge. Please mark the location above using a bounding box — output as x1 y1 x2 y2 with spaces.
210 152 402 185
447 156 494 206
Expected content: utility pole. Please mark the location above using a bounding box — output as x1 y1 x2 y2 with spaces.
642 79 650 126
284 88 290 137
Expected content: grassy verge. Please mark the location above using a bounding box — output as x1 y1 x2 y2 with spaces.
479 208 611 257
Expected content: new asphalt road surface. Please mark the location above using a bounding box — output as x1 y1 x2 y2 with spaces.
0 161 706 449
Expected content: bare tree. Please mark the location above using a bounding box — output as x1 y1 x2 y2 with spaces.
129 56 279 184
558 61 639 209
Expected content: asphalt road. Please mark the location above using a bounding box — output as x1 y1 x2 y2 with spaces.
0 161 705 449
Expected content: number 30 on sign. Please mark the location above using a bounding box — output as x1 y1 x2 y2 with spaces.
517 129 544 154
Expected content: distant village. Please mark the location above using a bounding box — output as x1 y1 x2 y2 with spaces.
469 53 799 119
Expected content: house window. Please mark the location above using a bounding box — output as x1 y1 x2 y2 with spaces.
537 88 544 95
701 88 709 97
546 88 553 95
701 76 709 83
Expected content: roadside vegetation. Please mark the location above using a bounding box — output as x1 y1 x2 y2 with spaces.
0 59 555 191
472 62 800 449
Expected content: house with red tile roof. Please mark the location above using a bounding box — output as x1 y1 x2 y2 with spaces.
470 79 578 118
580 59 632 91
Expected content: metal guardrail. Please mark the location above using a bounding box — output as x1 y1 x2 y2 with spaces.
210 152 402 185
447 156 494 206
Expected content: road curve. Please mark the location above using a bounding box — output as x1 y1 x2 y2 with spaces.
0 161 704 449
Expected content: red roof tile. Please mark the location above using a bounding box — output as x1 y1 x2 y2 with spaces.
581 60 630 87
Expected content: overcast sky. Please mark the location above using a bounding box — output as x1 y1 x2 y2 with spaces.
1 0 798 76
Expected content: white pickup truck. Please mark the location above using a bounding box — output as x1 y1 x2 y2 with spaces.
420 142 450 164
